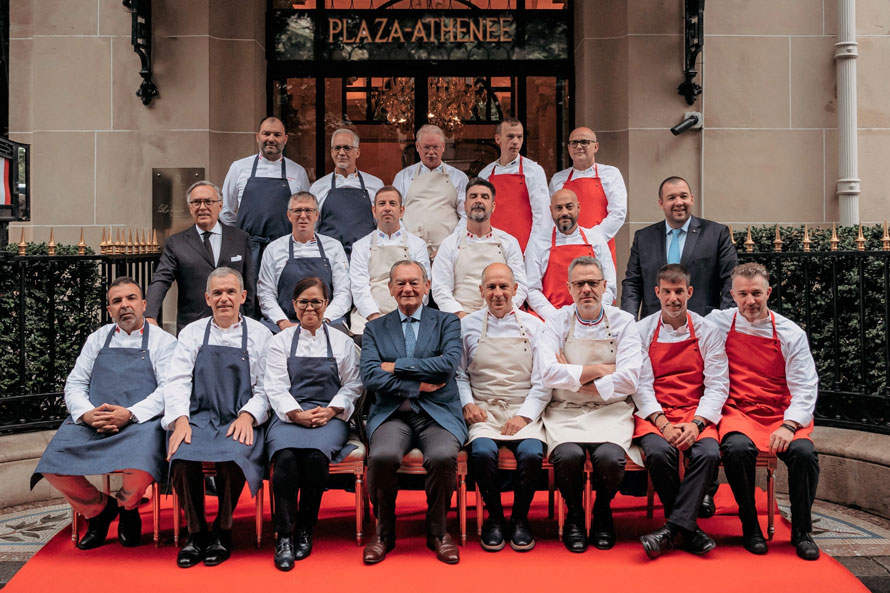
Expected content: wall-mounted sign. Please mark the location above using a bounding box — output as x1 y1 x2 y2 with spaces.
271 10 568 62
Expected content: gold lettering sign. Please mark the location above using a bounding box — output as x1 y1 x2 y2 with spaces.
327 16 514 45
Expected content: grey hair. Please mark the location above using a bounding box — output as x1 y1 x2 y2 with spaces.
416 124 446 144
206 267 244 294
389 259 428 283
288 191 318 208
186 180 221 203
568 256 604 278
331 128 360 148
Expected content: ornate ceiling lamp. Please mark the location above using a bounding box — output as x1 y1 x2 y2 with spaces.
375 77 487 136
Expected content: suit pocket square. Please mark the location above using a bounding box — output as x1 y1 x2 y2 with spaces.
230 255 243 262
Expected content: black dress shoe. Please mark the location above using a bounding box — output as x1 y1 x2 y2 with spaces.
792 531 821 561
640 526 677 559
682 527 716 555
509 518 535 552
274 536 295 571
294 527 313 560
117 507 142 547
480 519 506 552
590 511 616 550
562 521 588 553
76 496 119 550
177 533 207 568
203 530 232 566
743 529 768 555
698 493 716 518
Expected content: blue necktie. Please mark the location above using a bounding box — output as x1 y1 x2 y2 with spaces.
668 228 682 264
404 317 417 357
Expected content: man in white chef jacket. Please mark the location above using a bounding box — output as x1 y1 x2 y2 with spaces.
457 263 550 552
538 256 642 553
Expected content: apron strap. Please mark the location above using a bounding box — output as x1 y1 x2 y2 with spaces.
288 235 295 261
330 172 337 190
249 155 260 178
579 227 589 243
649 312 696 348
566 168 574 183
323 324 335 358
241 318 249 352
518 156 523 176
769 311 778 340
102 325 117 349
280 157 287 178
290 325 302 357
593 162 599 178
140 321 150 350
202 318 213 347
357 171 367 194
729 311 738 333
314 234 329 261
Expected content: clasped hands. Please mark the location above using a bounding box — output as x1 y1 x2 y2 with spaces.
462 403 529 436
82 403 132 434
287 407 339 428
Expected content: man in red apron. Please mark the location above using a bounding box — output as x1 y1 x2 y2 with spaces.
708 263 821 560
478 118 550 252
549 127 627 266
526 188 617 322
633 264 729 559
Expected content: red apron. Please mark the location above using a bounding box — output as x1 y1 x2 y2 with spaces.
489 157 533 252
562 165 616 266
540 227 596 312
719 312 814 451
634 314 719 440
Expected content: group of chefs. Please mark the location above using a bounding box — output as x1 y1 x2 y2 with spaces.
31 115 822 571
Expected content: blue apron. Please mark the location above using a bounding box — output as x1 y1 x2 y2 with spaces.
315 172 375 260
168 320 266 495
275 234 334 324
32 324 166 487
236 156 292 271
265 324 356 463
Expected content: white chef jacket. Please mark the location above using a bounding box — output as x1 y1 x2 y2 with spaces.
707 308 818 427
162 316 272 430
478 156 551 239
548 163 628 242
349 226 431 318
220 153 310 225
538 304 642 402
633 311 729 425
392 161 469 221
456 308 551 422
257 233 352 324
262 324 362 423
430 227 528 314
309 170 385 215
65 322 178 424
525 225 617 323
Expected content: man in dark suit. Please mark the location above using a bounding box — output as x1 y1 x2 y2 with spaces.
146 180 255 333
360 260 466 565
621 176 737 319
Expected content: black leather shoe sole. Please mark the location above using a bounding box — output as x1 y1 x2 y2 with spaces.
510 536 535 552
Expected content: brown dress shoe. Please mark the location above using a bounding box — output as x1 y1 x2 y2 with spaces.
426 533 460 564
363 536 394 565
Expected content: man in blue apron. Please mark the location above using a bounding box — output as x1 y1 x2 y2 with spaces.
257 192 352 333
220 116 311 273
32 277 178 550
311 128 384 259
164 268 273 568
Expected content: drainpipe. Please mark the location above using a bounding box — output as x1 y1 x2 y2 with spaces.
835 0 860 226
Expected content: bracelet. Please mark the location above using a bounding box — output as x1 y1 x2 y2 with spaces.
651 412 666 427
659 422 670 435
781 422 799 434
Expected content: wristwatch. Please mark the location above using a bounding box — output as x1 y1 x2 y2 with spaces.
692 418 706 433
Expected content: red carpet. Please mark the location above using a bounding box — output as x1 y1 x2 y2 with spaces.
5 485 866 593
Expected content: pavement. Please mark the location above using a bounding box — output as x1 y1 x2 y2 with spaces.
2 495 890 591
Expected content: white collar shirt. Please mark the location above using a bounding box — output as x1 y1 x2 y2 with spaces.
194 221 222 266
309 170 385 214
220 153 310 225
664 217 693 259
391 161 470 221
548 163 628 241
478 156 552 241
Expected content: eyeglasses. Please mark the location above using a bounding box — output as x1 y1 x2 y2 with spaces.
294 298 326 310
188 199 221 208
288 207 317 216
570 279 604 289
331 145 355 153
567 139 597 148
418 144 444 152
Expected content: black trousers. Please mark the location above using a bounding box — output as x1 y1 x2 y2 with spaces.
639 434 720 532
367 410 461 540
721 433 820 535
271 448 330 536
550 442 625 524
171 460 245 534
469 437 544 523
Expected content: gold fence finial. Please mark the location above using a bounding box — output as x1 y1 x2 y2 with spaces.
126 229 134 254
856 223 866 251
17 228 27 256
744 226 755 253
830 222 839 251
773 224 783 252
99 228 108 254
115 228 123 255
48 229 56 256
77 228 86 255
728 225 735 246
150 229 159 253
802 225 812 252
882 221 890 252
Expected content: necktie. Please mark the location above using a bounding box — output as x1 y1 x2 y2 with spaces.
202 230 215 264
667 228 682 264
404 317 417 358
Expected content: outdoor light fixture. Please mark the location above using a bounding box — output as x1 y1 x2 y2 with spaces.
670 112 702 136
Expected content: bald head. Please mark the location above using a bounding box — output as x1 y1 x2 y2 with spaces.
482 262 515 285
480 262 517 318
551 188 581 234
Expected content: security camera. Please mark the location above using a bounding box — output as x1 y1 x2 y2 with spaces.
670 111 702 136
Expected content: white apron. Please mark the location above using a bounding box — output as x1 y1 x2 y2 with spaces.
350 232 411 334
543 312 642 464
402 165 459 258
466 311 547 444
452 233 506 313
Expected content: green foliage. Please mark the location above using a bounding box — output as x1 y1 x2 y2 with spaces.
733 224 890 395
0 244 103 397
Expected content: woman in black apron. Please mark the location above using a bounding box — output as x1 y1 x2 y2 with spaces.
264 277 362 570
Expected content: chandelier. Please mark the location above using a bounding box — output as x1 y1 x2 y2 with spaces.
375 77 487 135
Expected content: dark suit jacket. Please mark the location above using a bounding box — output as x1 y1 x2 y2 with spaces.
620 216 737 319
360 306 467 443
146 222 256 332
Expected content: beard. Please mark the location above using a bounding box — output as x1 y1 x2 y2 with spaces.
469 208 488 223
558 216 576 232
